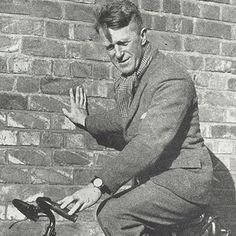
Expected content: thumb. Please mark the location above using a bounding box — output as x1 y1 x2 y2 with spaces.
62 108 70 118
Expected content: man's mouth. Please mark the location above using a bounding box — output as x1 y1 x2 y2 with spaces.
119 58 130 65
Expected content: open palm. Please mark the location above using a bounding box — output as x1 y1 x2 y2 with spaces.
62 86 88 127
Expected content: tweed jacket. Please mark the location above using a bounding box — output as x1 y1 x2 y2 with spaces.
85 49 213 205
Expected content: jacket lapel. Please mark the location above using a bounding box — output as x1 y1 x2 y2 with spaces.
124 49 159 131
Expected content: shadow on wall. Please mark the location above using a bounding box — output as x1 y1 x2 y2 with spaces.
207 148 236 235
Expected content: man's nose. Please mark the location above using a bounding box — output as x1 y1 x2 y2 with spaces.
114 45 123 59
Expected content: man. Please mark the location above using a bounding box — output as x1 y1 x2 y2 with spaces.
58 0 213 235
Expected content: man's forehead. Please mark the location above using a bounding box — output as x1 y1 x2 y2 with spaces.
99 24 138 45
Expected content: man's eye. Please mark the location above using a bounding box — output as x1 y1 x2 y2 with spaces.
106 45 114 51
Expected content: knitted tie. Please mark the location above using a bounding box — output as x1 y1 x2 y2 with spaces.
114 43 153 121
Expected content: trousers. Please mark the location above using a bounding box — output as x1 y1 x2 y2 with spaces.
96 180 204 236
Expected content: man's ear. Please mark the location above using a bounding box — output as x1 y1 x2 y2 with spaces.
140 28 147 46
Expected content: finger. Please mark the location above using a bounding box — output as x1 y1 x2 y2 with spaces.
62 108 70 118
69 88 75 107
68 199 84 215
79 201 91 212
75 86 80 105
83 91 87 109
60 196 74 209
79 87 84 107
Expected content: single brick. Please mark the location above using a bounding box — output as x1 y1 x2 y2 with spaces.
16 76 40 93
200 4 220 20
8 56 31 74
83 80 114 98
70 61 92 78
19 131 40 146
41 77 84 95
182 1 200 17
65 133 87 149
229 126 236 138
92 63 110 80
226 109 236 122
0 16 44 36
0 148 6 164
31 59 51 75
66 43 81 59
193 72 210 87
167 53 204 70
0 35 20 53
0 112 7 128
0 166 28 184
88 97 115 115
73 168 93 185
221 42 236 57
0 56 7 72
80 42 109 61
41 132 64 148
204 90 236 107
51 114 76 130
8 148 51 166
208 73 228 90
30 168 73 185
31 0 62 19
0 0 31 15
52 150 92 166
22 37 66 58
184 37 220 55
181 18 193 34
194 20 231 39
41 77 74 95
0 75 14 91
8 111 50 129
152 15 167 31
163 0 181 14
205 58 233 73
53 60 70 77
211 125 228 138
0 93 27 110
65 3 94 22
74 25 100 42
148 31 182 51
222 6 236 23
141 13 152 29
29 95 69 112
140 0 160 12
45 21 69 40
228 78 236 91
0 205 5 219
166 16 193 34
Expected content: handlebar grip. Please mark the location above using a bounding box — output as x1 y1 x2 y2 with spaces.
49 202 78 222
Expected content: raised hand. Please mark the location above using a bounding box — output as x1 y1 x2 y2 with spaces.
62 86 88 127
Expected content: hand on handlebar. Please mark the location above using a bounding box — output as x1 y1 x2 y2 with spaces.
62 86 88 127
58 183 102 215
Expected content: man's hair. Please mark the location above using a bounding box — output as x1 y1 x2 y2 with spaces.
94 0 143 34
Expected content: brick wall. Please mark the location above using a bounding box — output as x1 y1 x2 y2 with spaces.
0 0 235 235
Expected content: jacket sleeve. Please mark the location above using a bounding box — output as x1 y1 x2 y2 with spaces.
85 107 123 137
95 78 195 194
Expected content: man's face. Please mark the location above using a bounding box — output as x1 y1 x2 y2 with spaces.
99 22 146 76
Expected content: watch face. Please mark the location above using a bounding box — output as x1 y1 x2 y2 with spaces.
93 178 103 188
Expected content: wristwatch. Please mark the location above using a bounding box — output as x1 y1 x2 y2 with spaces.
91 177 106 194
